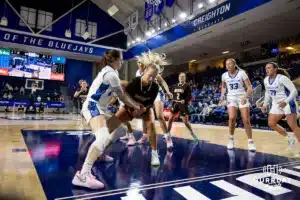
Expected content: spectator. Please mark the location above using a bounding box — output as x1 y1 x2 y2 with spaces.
46 93 51 102
73 80 89 113
7 92 13 100
20 86 25 95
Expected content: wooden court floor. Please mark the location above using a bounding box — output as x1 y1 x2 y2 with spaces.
0 113 298 200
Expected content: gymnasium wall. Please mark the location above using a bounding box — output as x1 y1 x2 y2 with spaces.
0 0 126 49
65 59 93 86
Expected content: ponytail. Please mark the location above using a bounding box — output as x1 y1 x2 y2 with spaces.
277 68 290 79
99 50 121 68
267 62 290 79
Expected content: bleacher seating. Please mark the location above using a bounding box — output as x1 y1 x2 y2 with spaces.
0 76 65 112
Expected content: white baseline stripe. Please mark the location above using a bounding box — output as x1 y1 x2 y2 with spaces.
174 186 211 200
121 194 146 200
293 166 300 170
56 162 300 200
211 180 264 200
282 168 300 177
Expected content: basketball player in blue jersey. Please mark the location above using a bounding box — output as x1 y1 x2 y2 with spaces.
261 62 299 154
220 58 256 151
120 52 174 149
72 50 144 189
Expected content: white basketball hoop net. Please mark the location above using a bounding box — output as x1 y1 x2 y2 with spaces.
145 0 162 6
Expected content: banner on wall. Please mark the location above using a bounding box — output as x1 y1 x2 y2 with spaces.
144 2 154 22
131 10 139 30
0 100 65 108
125 0 272 59
124 16 131 35
0 28 117 56
154 0 164 15
165 0 175 7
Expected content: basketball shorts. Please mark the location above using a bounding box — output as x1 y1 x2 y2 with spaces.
227 95 250 108
270 100 298 115
81 100 105 124
170 102 188 116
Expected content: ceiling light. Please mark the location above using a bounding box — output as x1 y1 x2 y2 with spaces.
172 19 176 23
65 29 71 38
146 31 152 37
127 42 130 46
151 28 155 34
107 5 119 16
285 47 294 50
0 16 8 26
209 0 216 3
164 22 168 27
190 60 196 62
82 31 90 40
222 51 230 54
136 37 141 42
157 27 161 31
179 12 187 19
198 3 204 9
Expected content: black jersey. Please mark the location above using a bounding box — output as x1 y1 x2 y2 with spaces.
126 77 159 108
172 83 192 103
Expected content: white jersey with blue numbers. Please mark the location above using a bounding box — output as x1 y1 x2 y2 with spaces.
86 65 120 109
264 74 297 104
222 70 248 97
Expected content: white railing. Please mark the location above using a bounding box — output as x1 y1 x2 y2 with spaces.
249 84 264 105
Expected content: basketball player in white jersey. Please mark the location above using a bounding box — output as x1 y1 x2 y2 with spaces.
220 58 256 151
261 62 299 154
72 50 143 189
121 51 174 149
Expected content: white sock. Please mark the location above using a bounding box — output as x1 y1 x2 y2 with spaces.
152 149 158 154
229 136 234 140
248 139 253 143
81 142 100 175
288 132 294 137
81 127 110 175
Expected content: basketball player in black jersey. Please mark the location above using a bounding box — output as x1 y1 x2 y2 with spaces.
167 72 199 142
108 63 161 166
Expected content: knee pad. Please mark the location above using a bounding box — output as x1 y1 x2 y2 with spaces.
94 127 110 151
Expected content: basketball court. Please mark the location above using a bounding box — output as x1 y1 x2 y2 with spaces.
1 0 300 199
1 113 300 200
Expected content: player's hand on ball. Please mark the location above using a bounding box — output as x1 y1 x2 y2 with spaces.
133 104 146 117
167 92 173 99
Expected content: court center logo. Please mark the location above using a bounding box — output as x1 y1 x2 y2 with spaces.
254 165 291 190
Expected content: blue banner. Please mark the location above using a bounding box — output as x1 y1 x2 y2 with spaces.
125 0 272 59
144 2 154 22
0 100 65 108
0 28 113 56
165 0 175 7
154 0 164 15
